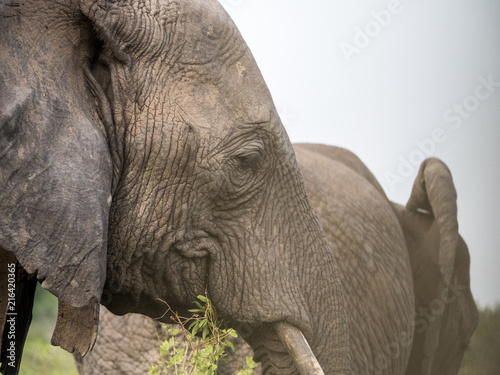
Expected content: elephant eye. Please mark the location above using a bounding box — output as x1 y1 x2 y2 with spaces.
234 150 263 170
219 140 266 194
232 141 265 171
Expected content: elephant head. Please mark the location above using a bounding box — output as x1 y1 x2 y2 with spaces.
392 158 479 375
0 1 350 373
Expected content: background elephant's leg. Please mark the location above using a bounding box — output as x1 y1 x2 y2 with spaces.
75 307 171 375
217 336 261 375
77 306 261 375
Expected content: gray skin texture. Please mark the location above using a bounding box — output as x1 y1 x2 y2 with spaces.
298 146 478 375
76 306 259 375
77 144 417 374
1 1 353 374
76 307 172 375
394 162 479 375
76 307 259 375
79 147 477 375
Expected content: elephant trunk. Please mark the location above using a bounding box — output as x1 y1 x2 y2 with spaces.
274 322 325 375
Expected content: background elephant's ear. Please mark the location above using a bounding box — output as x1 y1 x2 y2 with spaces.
406 158 459 283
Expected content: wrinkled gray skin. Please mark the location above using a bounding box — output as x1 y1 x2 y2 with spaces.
77 144 418 374
395 162 479 375
79 148 477 375
77 307 258 375
0 1 424 374
298 147 478 375
1 1 355 374
76 307 173 374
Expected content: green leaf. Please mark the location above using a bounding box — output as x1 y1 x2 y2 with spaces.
228 329 238 338
170 328 181 336
151 294 247 375
202 326 209 339
246 356 257 369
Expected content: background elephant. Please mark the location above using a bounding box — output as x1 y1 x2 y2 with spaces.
77 143 418 374
298 146 479 375
76 307 255 375
75 307 258 374
2 1 352 374
77 147 477 375
393 160 479 375
76 308 172 375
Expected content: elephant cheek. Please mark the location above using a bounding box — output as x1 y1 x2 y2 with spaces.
165 253 209 309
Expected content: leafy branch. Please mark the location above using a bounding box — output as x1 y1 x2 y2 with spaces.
149 294 256 375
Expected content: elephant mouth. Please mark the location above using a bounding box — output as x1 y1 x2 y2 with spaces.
243 322 324 375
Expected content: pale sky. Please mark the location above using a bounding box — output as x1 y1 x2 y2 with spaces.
219 0 500 307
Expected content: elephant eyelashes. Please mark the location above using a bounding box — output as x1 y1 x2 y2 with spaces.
226 149 265 189
232 140 265 169
234 150 263 170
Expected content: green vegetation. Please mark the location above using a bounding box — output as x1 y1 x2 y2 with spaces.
459 304 500 375
150 295 256 375
18 285 78 375
9 286 500 374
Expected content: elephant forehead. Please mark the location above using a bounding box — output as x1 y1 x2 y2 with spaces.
124 0 245 65
166 82 273 133
172 0 246 66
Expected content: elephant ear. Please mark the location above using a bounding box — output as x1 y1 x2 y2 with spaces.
0 2 113 363
78 0 169 66
406 158 459 283
405 158 459 374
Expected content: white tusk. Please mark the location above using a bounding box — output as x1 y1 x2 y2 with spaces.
274 322 325 375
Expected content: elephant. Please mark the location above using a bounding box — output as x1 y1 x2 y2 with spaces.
75 306 260 374
2 0 452 374
77 142 418 375
2 1 359 374
297 146 478 375
76 306 256 375
76 148 477 375
393 161 479 375
76 307 175 375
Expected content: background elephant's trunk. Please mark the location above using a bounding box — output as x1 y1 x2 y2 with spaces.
274 322 325 375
